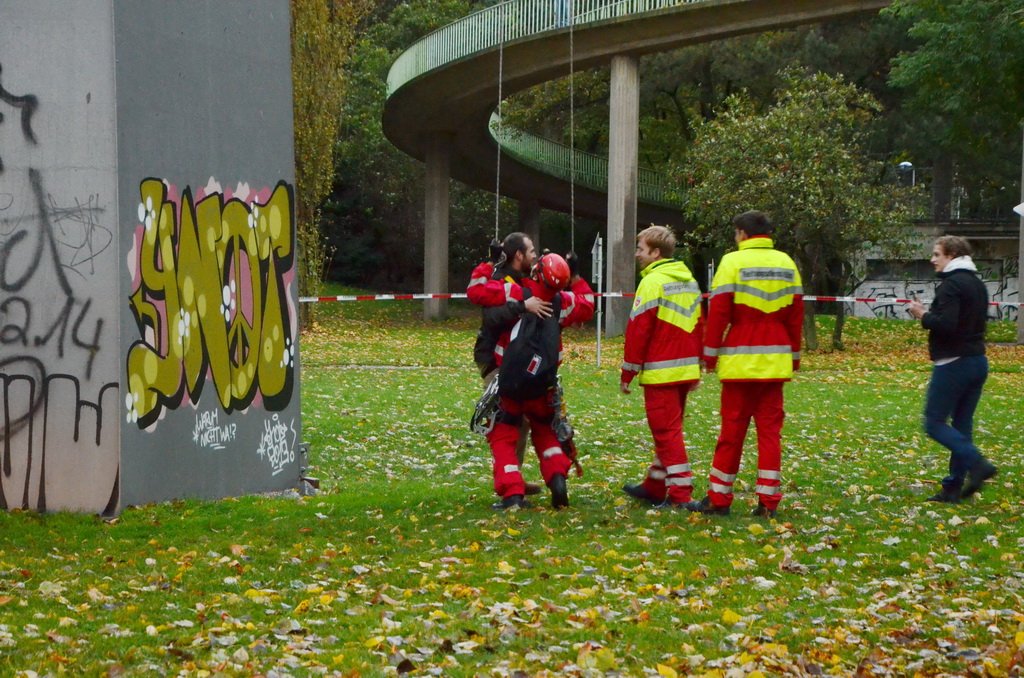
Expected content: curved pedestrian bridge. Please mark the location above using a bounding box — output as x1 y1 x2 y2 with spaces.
384 0 889 224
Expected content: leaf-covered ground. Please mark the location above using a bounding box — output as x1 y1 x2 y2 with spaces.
1 299 1022 677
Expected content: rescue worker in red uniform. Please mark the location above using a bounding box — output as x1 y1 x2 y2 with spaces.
468 234 551 494
469 241 595 509
620 226 703 508
687 211 803 518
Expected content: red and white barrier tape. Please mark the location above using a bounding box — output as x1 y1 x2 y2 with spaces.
300 293 465 303
300 292 1019 307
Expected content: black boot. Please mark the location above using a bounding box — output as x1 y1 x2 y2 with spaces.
523 483 543 496
926 484 962 504
622 483 660 506
961 459 997 499
492 494 529 510
684 495 730 516
549 474 568 509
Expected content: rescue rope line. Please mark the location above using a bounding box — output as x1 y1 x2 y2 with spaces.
568 6 576 251
493 3 505 241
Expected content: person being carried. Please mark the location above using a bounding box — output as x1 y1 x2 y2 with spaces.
620 225 704 509
687 211 802 518
468 234 551 495
469 238 595 509
907 235 997 504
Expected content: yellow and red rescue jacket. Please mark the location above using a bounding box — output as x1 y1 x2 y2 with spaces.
703 237 803 381
621 258 703 387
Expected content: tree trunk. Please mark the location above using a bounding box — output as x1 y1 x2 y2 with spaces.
797 254 818 351
831 260 851 351
832 302 846 351
803 305 818 351
794 251 819 352
931 153 954 223
296 203 324 332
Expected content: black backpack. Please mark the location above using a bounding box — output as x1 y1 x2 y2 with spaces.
498 293 562 400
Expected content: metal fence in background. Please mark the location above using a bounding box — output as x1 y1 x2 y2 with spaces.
387 0 704 95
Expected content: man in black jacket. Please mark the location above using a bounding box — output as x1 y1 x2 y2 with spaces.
907 236 998 503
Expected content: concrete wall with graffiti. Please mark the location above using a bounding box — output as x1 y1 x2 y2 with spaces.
115 1 300 507
849 273 1019 322
850 244 1019 322
1 1 299 513
1 2 121 513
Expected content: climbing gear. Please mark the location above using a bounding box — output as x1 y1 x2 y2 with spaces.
470 375 501 436
550 377 582 477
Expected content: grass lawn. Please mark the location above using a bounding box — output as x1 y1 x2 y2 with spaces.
1 291 1022 676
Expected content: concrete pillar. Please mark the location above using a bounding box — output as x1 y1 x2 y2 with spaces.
1018 125 1023 343
424 133 451 320
605 55 639 337
518 199 541 250
1 0 302 514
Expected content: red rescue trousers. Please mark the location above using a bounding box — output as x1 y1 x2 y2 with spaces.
706 381 784 510
639 384 694 504
488 393 573 499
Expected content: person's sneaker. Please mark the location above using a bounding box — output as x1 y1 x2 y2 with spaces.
961 459 997 499
524 483 542 496
549 474 569 509
492 494 529 510
622 483 661 506
751 502 777 518
684 496 730 516
926 485 961 504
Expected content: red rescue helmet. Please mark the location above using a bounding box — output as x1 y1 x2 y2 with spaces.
533 252 571 290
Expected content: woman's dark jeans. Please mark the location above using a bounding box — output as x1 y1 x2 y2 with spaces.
923 354 988 489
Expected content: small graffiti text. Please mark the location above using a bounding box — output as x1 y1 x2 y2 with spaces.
192 409 237 451
256 414 295 476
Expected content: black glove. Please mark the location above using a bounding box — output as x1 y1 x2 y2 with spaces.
565 251 579 277
488 239 504 265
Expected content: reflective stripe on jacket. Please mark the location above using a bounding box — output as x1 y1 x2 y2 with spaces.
622 258 703 386
704 237 803 381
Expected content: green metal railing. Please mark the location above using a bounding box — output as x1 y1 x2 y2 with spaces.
387 0 699 211
387 0 704 96
490 114 680 208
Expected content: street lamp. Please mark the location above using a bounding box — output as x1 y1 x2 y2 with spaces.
897 161 916 187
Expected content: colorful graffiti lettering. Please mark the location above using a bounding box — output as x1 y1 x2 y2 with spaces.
126 178 296 428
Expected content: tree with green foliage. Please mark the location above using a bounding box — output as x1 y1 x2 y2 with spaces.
329 0 530 291
886 0 1024 221
677 71 917 350
291 0 370 323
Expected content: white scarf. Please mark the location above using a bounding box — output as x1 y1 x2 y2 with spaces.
942 255 977 273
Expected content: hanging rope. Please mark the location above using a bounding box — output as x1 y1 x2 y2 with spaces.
493 2 505 242
568 1 576 252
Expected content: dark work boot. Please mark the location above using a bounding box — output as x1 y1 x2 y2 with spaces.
492 494 529 510
961 459 997 499
622 483 661 506
523 483 542 496
685 495 730 516
926 484 962 504
549 474 569 509
751 502 777 518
